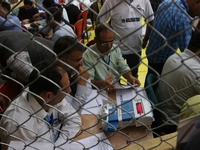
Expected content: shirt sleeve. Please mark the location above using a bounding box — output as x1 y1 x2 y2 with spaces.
176 20 192 51
97 0 111 23
144 0 154 22
54 99 81 144
0 16 17 28
73 82 93 111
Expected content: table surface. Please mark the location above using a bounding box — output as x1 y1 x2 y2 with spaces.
124 132 177 150
75 89 154 149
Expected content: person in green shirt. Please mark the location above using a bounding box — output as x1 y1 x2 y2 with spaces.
83 23 141 91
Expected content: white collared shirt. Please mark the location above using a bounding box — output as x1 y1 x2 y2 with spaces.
0 90 81 145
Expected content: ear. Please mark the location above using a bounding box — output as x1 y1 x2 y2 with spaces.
43 91 54 102
58 57 67 67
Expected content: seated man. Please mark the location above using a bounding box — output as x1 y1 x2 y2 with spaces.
45 6 76 42
156 30 200 133
53 36 91 111
0 2 22 31
18 0 39 24
83 23 141 91
0 63 81 149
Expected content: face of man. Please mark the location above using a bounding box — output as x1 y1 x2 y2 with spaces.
47 68 71 106
95 30 114 54
60 50 83 75
24 4 32 10
0 4 7 17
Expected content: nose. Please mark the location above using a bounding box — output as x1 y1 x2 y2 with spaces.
106 43 113 50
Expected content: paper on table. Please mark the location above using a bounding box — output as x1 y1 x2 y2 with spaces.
77 132 113 150
116 88 147 102
114 83 137 90
81 90 103 115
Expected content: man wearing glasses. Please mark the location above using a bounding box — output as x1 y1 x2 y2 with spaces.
83 24 141 91
53 36 92 112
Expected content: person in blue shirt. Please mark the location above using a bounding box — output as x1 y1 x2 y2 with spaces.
0 1 22 31
146 0 200 76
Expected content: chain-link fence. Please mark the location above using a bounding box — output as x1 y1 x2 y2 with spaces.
0 0 200 149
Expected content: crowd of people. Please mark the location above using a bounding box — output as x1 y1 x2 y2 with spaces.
0 0 200 149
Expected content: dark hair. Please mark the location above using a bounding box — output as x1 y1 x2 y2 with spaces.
95 23 113 39
1 2 11 11
188 30 200 53
53 36 85 57
46 6 62 22
42 0 55 9
23 0 33 6
29 62 62 95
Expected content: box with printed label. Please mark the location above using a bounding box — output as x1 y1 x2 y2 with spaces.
102 88 153 132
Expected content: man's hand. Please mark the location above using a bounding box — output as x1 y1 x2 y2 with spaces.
123 70 141 87
91 74 115 91
77 66 90 86
104 74 114 91
21 19 30 25
127 76 141 87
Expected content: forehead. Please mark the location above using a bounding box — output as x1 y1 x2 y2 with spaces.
99 30 114 40
69 50 83 57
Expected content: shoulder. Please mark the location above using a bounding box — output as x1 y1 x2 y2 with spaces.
84 45 97 55
2 94 30 123
18 6 26 12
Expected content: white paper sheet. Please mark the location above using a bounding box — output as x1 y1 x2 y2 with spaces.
114 83 137 90
81 90 103 115
77 132 114 150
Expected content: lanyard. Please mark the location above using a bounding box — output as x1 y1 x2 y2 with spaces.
102 55 111 70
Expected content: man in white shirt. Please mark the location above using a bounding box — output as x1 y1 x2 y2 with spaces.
0 63 81 149
53 36 91 112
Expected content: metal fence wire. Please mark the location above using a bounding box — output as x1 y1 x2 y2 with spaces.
0 0 200 149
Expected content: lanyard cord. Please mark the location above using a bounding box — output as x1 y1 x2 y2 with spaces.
102 55 111 70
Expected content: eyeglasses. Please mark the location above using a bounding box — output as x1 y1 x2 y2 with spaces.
97 37 114 46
